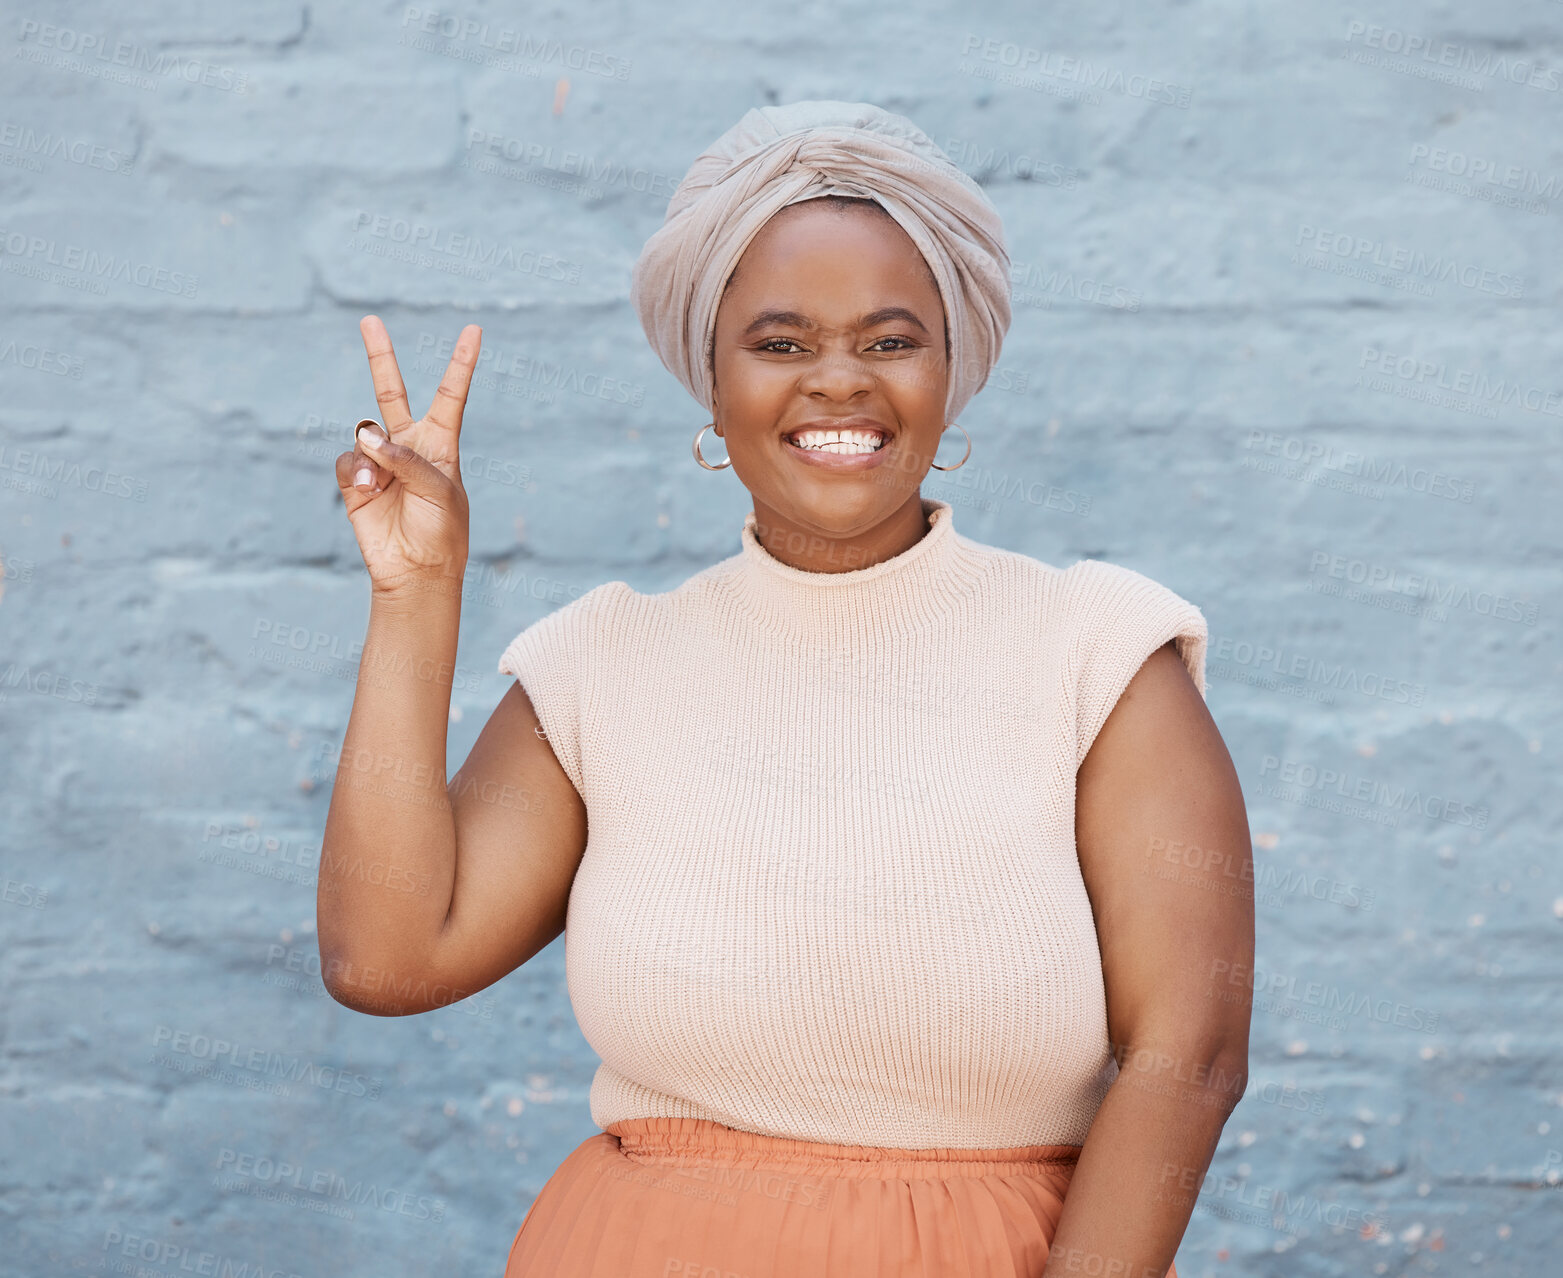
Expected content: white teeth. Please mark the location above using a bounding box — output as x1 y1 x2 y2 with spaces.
789 428 885 454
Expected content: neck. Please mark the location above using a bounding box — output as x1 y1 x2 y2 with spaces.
747 493 933 574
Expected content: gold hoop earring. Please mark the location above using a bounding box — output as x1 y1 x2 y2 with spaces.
692 423 731 471
928 423 971 471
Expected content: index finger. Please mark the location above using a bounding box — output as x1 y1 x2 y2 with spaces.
424 323 483 436
359 315 414 436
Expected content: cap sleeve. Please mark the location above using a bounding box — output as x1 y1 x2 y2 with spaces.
1064 559 1209 770
497 586 612 800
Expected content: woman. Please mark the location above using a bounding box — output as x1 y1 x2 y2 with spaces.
320 100 1254 1277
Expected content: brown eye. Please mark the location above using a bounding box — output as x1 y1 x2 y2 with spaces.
757 338 804 353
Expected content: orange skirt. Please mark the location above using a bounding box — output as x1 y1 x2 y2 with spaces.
504 1115 1179 1278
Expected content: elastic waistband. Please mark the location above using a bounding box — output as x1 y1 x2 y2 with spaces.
603 1116 1082 1180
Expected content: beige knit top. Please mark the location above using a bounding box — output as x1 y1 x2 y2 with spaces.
497 496 1208 1150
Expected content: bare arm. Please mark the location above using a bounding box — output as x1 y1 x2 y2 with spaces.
1042 642 1255 1278
317 600 587 1016
316 316 587 1016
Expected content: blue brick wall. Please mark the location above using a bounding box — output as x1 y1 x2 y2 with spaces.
2 3 1558 1275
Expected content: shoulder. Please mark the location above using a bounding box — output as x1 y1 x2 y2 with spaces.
498 555 738 675
1059 557 1203 610
921 534 1200 653
496 580 634 677
941 534 1201 644
1059 559 1207 656
507 578 635 636
1055 558 1211 766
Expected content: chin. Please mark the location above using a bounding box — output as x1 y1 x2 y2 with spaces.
775 485 900 530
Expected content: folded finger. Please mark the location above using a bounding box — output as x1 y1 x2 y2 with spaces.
336 446 379 496
353 420 391 490
335 429 385 494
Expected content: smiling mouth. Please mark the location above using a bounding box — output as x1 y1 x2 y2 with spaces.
784 427 888 455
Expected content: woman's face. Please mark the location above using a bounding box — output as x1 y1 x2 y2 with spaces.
709 199 949 555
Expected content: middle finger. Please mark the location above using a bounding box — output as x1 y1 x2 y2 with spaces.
424 323 483 437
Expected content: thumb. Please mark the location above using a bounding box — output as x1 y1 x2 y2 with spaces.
355 423 447 499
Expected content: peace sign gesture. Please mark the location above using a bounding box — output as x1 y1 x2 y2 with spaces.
336 316 482 601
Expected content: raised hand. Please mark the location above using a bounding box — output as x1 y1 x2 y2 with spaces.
335 316 482 602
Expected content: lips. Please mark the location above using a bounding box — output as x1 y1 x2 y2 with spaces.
781 417 896 471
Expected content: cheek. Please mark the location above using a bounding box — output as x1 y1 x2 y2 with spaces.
883 356 948 412
723 358 794 409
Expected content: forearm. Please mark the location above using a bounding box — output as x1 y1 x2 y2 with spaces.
1041 1046 1244 1278
316 580 464 1010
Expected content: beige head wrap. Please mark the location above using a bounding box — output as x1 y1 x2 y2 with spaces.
629 100 1012 426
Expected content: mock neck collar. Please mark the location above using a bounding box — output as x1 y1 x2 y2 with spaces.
722 497 991 646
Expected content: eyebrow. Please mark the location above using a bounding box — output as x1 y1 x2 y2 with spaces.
741 306 930 337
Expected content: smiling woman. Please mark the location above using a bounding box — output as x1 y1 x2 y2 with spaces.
703 195 954 560
317 98 1249 1278
489 100 1250 1276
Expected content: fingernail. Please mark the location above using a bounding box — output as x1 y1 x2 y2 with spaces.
357 426 384 451
354 465 373 489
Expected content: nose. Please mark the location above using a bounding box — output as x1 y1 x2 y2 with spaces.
796 346 876 401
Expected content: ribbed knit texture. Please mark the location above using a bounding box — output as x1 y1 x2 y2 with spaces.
497 497 1208 1150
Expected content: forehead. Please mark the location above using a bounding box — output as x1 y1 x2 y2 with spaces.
750 195 919 260
724 200 937 302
